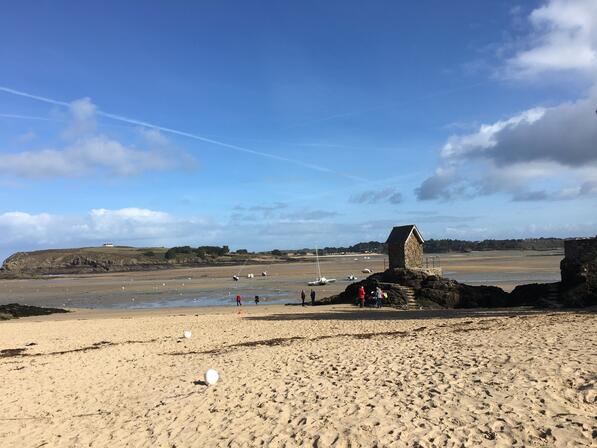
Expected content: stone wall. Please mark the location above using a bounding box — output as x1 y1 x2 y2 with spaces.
561 238 597 285
388 243 405 269
404 236 423 268
560 237 597 305
388 235 423 269
414 267 443 277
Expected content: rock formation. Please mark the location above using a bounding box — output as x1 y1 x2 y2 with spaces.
326 268 509 309
0 303 69 320
330 237 597 309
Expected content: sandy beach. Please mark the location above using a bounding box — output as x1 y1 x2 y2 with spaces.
1 304 595 447
0 250 563 310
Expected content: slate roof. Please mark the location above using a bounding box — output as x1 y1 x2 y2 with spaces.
386 224 424 244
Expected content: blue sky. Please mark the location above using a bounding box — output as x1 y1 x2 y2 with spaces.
1 0 596 259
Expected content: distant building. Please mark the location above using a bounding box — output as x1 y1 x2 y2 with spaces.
386 224 424 269
102 243 114 247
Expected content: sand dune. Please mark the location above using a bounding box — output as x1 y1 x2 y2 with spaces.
1 305 594 447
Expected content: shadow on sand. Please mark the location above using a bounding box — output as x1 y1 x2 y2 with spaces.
247 306 592 322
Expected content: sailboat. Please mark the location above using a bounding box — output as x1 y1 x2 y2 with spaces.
307 247 336 286
232 259 248 281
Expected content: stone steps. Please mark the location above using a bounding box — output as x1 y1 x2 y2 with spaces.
546 283 560 301
400 286 418 310
544 283 562 307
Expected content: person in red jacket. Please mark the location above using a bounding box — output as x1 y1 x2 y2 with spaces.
236 294 242 306
357 286 365 308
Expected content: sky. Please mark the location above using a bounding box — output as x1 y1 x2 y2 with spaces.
0 0 596 259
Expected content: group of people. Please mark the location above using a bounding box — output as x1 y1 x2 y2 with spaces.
235 290 317 307
356 285 384 308
300 289 316 306
235 294 261 306
235 286 384 308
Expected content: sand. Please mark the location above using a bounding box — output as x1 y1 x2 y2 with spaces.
0 250 563 309
1 304 595 447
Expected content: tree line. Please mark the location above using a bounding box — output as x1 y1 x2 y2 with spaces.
422 238 564 253
310 238 565 254
164 245 230 259
162 237 565 259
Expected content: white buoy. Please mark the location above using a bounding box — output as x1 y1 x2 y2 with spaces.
183 330 192 339
204 368 219 386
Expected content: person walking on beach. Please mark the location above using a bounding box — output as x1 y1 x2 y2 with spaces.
254 295 260 305
358 285 365 308
236 294 242 306
375 286 383 308
310 289 316 306
301 289 306 307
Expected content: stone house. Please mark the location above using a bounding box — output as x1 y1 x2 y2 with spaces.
386 224 424 269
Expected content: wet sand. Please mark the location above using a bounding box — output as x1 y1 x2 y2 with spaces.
1 304 595 447
0 250 563 309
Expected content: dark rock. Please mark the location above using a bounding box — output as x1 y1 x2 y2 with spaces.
327 268 509 309
509 283 555 307
0 303 69 319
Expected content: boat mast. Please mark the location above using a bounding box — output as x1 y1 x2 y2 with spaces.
315 246 322 279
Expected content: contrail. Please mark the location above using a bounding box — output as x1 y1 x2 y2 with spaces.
0 113 53 121
0 86 366 180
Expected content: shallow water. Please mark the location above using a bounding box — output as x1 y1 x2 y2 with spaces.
107 291 290 309
443 270 561 286
54 289 292 309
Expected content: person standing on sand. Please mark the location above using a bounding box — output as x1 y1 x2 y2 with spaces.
301 289 306 307
310 289 316 306
254 295 260 305
358 285 365 308
236 294 242 306
375 286 383 308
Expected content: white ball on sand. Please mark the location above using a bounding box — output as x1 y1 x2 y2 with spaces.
183 330 192 339
204 368 219 386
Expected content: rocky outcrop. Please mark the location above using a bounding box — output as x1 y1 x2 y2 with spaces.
0 303 69 320
330 237 597 310
0 247 290 277
508 237 597 309
0 249 220 276
326 268 509 309
0 250 175 275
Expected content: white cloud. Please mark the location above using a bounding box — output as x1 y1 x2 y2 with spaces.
0 208 218 251
506 0 597 77
0 97 196 179
416 97 597 201
418 0 597 202
63 97 97 139
0 136 191 178
0 211 56 243
440 108 545 158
